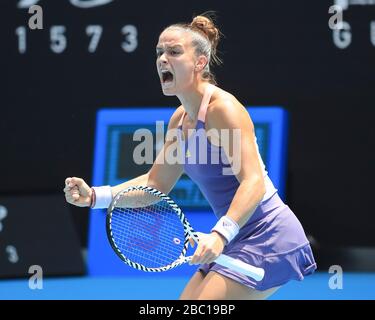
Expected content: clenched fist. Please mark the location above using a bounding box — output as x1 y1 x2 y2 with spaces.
64 177 92 207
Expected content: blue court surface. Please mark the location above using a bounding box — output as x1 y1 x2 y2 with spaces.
1 272 374 300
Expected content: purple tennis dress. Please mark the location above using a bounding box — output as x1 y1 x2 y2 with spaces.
177 84 317 291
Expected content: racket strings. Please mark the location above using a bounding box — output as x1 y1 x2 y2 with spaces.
111 214 183 261
110 189 186 268
111 208 184 266
111 214 183 248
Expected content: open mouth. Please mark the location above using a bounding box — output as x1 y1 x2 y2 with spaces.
161 70 174 84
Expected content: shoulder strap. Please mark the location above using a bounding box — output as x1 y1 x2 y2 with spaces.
197 84 215 122
178 84 215 126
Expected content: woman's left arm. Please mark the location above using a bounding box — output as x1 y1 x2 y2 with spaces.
190 100 266 265
207 99 266 228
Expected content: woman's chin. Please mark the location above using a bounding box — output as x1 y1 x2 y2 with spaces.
161 84 177 96
163 92 176 96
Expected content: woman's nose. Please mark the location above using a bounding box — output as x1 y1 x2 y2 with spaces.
159 52 168 63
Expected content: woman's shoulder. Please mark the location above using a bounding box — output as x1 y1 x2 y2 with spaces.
209 86 244 111
207 86 250 128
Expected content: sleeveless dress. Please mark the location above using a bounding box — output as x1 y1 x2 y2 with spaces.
177 84 317 291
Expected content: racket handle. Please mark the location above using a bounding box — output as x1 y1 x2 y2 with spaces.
215 254 265 281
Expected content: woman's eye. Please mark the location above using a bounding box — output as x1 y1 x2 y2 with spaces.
156 50 180 58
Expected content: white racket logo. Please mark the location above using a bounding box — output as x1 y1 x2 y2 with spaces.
173 238 181 245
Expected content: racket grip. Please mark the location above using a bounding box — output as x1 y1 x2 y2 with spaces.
215 254 265 281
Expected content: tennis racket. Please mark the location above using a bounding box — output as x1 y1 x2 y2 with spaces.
106 185 265 281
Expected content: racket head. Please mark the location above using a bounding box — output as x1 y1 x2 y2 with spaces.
106 186 195 272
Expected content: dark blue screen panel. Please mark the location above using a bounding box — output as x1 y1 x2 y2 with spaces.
88 107 288 276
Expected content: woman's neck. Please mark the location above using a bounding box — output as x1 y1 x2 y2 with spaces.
177 82 210 122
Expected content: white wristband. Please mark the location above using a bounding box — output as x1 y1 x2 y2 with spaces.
211 216 240 245
91 186 112 209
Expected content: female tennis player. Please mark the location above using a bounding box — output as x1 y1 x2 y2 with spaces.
64 14 316 299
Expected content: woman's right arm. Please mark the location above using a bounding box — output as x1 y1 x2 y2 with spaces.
64 106 185 207
145 106 185 194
